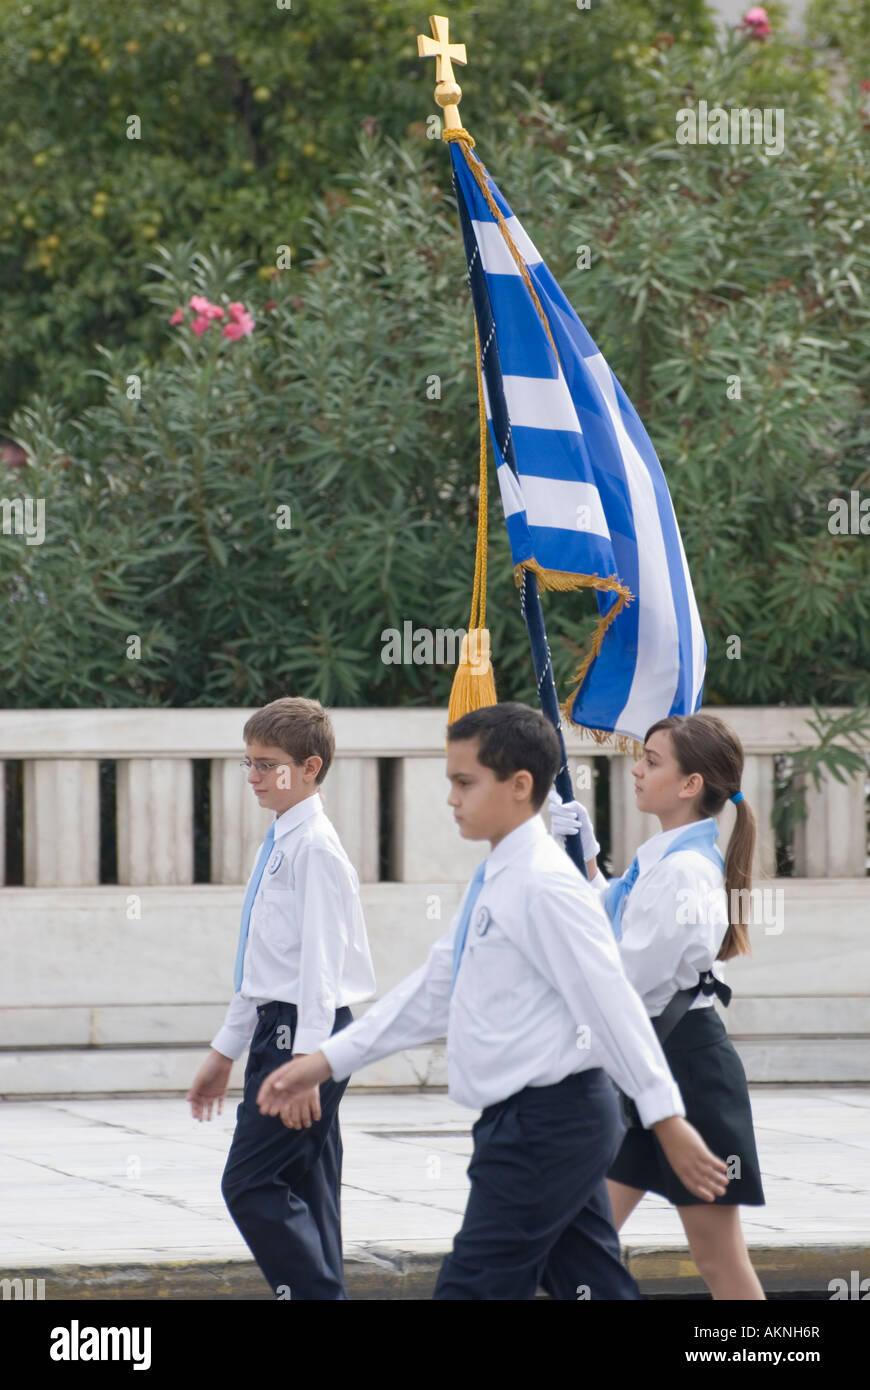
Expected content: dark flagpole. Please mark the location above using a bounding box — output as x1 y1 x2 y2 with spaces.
520 568 588 878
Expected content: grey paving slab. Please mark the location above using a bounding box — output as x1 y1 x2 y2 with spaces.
1 1086 868 1295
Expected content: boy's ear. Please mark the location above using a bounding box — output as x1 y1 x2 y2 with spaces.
513 769 535 802
304 754 324 782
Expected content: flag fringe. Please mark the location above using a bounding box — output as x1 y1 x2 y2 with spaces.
514 558 634 727
567 725 646 759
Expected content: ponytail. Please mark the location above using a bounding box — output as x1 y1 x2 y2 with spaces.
645 710 754 962
720 797 755 961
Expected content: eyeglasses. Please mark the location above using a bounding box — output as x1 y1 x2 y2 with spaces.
240 758 285 775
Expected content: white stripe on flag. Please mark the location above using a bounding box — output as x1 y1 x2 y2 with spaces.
502 372 581 433
584 354 681 729
674 522 706 706
496 461 526 519
471 217 543 275
520 476 611 541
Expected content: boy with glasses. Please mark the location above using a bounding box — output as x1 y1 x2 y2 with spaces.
187 696 375 1300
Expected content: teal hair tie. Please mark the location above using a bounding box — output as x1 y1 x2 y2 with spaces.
730 790 744 804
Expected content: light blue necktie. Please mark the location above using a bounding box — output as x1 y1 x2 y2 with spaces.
604 819 724 942
233 822 276 991
451 859 487 992
604 856 639 942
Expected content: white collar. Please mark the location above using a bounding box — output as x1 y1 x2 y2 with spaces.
635 817 718 876
483 813 548 880
272 792 323 841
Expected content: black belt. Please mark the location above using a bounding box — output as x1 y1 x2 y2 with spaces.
653 970 732 1047
618 971 732 1129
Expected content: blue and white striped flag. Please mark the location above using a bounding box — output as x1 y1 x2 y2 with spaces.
449 140 706 745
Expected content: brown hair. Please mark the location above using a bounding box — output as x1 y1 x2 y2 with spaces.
243 697 335 785
447 701 561 812
645 711 755 960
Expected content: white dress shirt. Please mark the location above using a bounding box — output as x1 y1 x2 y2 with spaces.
211 792 376 1060
588 818 729 1019
320 815 684 1127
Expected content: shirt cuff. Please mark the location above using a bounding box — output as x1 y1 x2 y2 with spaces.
589 870 608 894
319 1029 362 1083
210 1025 251 1062
634 1078 686 1129
293 1026 333 1056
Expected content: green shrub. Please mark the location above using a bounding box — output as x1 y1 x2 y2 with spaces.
806 0 870 88
0 0 717 426
4 32 869 710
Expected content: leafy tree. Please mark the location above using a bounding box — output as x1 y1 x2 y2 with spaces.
4 26 868 710
805 0 870 90
0 0 718 425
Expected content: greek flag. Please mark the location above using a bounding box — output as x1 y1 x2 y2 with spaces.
449 140 706 744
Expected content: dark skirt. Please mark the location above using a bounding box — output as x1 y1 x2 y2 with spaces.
608 1006 765 1206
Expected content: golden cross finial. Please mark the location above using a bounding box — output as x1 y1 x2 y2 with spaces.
417 14 467 132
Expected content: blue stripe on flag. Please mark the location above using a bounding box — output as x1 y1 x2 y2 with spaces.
481 277 559 378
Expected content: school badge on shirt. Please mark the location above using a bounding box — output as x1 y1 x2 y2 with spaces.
474 906 491 936
266 849 285 875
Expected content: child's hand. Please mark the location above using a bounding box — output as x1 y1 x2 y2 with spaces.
257 1051 331 1115
546 789 601 861
279 1086 322 1130
187 1050 233 1121
652 1116 730 1201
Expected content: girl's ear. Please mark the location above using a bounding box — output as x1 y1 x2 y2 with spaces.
679 770 704 800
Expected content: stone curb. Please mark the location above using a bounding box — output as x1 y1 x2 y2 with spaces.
5 1243 867 1301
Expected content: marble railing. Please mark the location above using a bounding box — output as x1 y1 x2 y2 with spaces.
0 706 866 887
0 706 867 1091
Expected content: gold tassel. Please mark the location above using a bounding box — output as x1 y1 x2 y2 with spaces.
448 628 497 723
448 314 497 727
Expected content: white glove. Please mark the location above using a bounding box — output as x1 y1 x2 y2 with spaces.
546 788 601 861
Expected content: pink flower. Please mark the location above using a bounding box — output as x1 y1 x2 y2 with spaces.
204 303 225 319
189 294 212 314
264 299 277 311
860 80 870 92
227 301 249 322
190 314 211 337
169 307 184 325
739 6 772 38
222 312 255 339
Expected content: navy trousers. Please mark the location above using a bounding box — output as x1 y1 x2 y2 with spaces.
221 1001 352 1301
434 1068 641 1301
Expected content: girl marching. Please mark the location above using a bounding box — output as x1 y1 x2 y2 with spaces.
550 711 766 1300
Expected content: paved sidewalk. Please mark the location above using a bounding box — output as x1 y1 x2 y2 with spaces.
2 1086 869 1299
